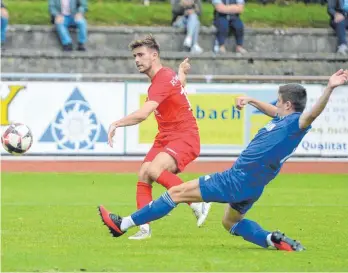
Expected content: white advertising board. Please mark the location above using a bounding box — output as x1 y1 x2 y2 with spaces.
126 82 348 157
0 82 125 155
296 85 348 156
1 80 347 157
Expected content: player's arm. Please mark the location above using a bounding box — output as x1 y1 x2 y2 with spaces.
299 69 348 129
236 96 277 118
178 58 190 87
112 101 158 128
107 101 158 147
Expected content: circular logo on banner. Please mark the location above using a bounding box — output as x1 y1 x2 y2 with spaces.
51 100 101 150
39 88 108 151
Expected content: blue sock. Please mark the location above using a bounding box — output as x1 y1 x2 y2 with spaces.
230 219 271 248
131 192 177 226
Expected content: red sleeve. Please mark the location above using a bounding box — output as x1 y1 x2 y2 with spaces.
148 72 173 104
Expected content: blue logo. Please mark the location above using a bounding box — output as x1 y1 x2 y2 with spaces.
39 88 107 150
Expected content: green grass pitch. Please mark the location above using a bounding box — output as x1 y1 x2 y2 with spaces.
1 173 348 272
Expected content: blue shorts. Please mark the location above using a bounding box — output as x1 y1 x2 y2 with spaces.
198 169 264 215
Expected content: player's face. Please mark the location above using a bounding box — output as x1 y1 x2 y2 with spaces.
276 94 292 116
132 46 155 74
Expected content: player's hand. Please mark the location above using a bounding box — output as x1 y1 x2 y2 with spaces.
179 58 191 75
235 96 251 110
328 69 348 89
107 123 117 148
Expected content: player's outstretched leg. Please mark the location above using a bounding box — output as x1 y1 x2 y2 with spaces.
231 219 305 252
142 151 212 229
270 230 305 251
156 170 211 227
224 205 305 252
98 191 177 238
98 180 204 238
98 205 125 237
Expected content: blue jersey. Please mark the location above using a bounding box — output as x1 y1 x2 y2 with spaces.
232 112 311 186
198 112 312 213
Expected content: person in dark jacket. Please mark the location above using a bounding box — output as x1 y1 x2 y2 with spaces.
212 0 247 54
328 0 348 55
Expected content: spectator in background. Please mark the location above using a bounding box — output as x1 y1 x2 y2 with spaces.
171 0 204 54
212 0 247 54
328 0 348 55
1 1 9 47
49 0 88 51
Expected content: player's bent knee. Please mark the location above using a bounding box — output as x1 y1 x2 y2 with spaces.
167 185 184 203
138 173 152 184
221 216 239 232
138 165 153 184
147 164 165 181
138 170 148 181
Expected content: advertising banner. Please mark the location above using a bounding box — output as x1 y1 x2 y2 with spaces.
126 83 347 157
0 82 125 155
296 85 348 156
127 83 278 155
2 80 347 157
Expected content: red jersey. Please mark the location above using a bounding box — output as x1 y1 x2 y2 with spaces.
147 67 198 136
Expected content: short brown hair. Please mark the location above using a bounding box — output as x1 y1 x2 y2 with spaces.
129 34 160 53
278 84 307 112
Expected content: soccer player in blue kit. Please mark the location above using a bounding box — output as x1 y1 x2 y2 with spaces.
98 69 348 251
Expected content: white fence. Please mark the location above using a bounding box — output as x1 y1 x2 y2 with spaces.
1 74 347 157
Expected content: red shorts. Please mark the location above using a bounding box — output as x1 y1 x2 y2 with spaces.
143 133 200 172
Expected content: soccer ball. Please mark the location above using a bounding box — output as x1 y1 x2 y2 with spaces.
1 123 33 155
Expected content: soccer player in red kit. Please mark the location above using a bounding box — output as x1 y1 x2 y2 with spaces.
107 35 211 240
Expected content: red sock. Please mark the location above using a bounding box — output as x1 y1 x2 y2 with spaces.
136 181 153 210
156 170 192 206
